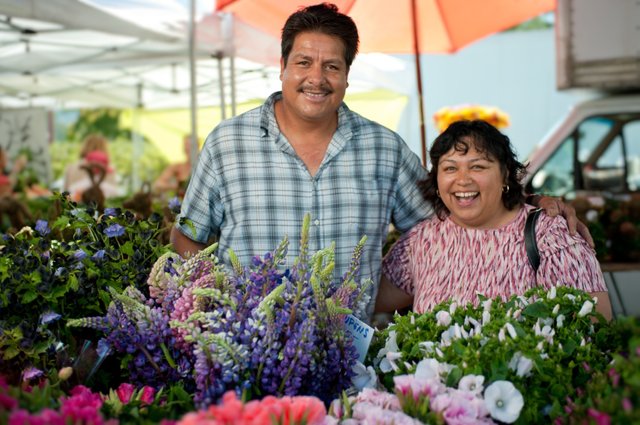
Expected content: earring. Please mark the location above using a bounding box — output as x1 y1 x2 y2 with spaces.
503 184 509 193
436 189 440 197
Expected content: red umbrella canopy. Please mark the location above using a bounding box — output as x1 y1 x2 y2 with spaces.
216 0 556 164
216 0 556 54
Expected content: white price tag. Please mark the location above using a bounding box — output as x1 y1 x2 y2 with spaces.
344 314 374 363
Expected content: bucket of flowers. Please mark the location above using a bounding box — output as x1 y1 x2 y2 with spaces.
67 214 371 407
355 286 616 424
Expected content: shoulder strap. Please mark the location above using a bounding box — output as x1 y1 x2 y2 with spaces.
525 208 543 272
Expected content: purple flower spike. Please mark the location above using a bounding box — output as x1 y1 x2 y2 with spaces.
40 310 62 325
22 366 44 382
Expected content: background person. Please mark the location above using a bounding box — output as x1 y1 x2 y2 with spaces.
63 134 120 201
375 120 612 320
153 134 198 198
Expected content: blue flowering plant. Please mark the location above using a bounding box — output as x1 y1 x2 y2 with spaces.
67 214 371 407
0 193 170 384
365 286 615 424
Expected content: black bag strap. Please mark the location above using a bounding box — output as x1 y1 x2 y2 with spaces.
525 208 543 272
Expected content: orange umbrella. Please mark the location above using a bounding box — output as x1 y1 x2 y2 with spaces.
216 0 556 164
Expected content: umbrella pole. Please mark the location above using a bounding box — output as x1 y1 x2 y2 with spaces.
411 0 428 167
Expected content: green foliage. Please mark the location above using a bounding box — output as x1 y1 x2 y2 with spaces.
66 109 131 142
368 286 615 423
0 193 170 383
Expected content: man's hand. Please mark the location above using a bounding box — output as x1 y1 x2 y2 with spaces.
534 195 595 248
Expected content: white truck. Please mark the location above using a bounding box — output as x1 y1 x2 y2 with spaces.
524 0 640 198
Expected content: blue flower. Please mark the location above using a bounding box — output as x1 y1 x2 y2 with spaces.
74 249 87 261
39 310 61 326
104 224 125 238
92 249 106 261
104 207 118 217
54 267 66 277
35 219 50 236
168 197 181 214
22 366 44 382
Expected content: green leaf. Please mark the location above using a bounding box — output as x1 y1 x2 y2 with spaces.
21 290 38 304
3 346 20 360
522 301 551 318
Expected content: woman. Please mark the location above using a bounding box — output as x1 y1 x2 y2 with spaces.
64 134 120 200
375 120 612 320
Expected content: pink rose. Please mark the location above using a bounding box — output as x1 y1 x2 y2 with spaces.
116 383 135 404
139 386 156 405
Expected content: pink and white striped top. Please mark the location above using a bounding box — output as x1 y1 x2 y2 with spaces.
382 205 607 313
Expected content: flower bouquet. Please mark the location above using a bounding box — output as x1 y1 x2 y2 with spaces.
365 286 614 423
68 214 370 406
433 105 510 133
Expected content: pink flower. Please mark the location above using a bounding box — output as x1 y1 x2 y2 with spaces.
622 397 633 412
60 385 105 425
280 395 326 425
139 386 156 405
116 383 135 404
607 368 620 388
587 408 611 425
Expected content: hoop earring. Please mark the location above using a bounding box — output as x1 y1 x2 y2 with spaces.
503 184 509 193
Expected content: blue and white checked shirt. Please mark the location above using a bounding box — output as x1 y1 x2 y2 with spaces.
177 92 432 318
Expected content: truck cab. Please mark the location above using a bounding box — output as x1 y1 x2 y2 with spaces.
525 94 640 198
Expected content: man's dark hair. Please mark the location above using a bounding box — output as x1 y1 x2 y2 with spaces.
281 3 359 69
419 119 528 219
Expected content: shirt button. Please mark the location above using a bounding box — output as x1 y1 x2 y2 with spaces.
314 219 320 226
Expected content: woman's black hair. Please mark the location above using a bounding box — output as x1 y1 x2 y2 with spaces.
419 119 527 219
281 3 359 69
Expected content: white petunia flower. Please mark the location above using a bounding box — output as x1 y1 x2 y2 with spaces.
556 314 565 328
351 361 378 390
484 380 525 423
415 358 441 380
482 299 492 312
578 300 594 317
505 323 517 339
410 314 415 325
379 351 402 373
436 310 452 327
564 294 576 302
482 311 491 326
548 286 557 300
509 352 534 377
419 341 436 354
498 328 506 342
552 304 560 315
449 302 458 315
458 374 485 395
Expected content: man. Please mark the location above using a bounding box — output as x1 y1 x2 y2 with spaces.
172 3 585 319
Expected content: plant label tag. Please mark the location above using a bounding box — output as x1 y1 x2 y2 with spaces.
344 314 374 363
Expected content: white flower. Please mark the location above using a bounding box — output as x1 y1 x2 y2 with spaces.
556 314 565 328
484 380 524 423
552 304 560 315
482 311 491 326
586 209 599 222
548 286 557 300
414 358 440 380
377 330 399 359
419 341 436 354
505 323 517 339
449 302 458 315
508 352 533 377
351 362 378 390
564 294 576 302
498 328 506 342
458 374 485 395
379 351 402 373
578 300 594 317
482 299 492 312
436 310 452 327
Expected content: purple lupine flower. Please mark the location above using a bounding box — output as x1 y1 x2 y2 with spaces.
104 223 125 238
35 219 50 236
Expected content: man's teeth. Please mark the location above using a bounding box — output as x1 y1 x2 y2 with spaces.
455 192 478 198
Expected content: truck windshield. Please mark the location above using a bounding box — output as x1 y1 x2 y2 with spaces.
529 114 640 197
